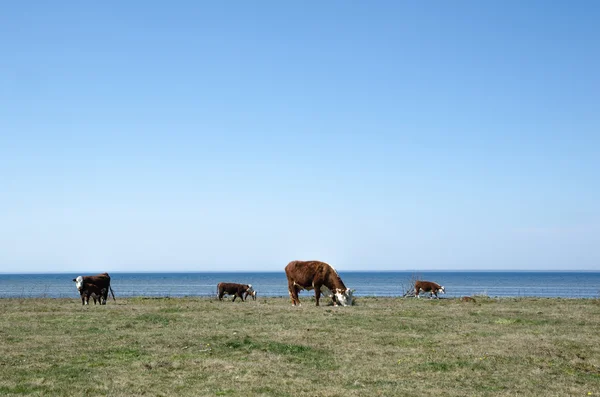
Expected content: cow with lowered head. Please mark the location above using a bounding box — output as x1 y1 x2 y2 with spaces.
414 280 445 299
285 260 354 306
217 282 256 302
73 273 116 305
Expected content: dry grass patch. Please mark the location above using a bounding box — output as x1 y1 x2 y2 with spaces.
0 297 599 396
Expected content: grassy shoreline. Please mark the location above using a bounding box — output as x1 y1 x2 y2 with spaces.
1 296 599 396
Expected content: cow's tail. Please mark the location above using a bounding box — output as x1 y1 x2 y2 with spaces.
109 285 116 301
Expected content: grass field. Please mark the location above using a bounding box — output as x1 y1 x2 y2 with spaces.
0 296 599 396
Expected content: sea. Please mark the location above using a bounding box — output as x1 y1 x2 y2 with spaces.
0 271 599 299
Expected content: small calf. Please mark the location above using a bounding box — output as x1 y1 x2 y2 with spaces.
414 280 445 299
460 296 476 303
79 283 107 305
217 282 255 302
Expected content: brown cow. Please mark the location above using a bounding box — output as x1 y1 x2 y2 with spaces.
284 260 354 306
414 280 445 299
73 273 115 305
79 283 107 305
217 282 255 302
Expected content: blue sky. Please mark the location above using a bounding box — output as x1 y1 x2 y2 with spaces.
1 1 599 273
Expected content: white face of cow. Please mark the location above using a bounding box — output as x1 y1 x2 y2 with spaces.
439 286 446 294
334 289 354 307
74 276 84 291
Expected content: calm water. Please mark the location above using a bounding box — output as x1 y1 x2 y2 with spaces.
0 271 599 299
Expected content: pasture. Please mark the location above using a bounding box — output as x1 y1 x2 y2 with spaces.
0 296 599 396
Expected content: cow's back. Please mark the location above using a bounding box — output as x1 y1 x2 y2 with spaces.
285 260 342 289
415 280 440 292
285 260 319 287
218 282 247 294
84 273 111 288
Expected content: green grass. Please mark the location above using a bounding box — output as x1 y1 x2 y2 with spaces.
0 297 599 396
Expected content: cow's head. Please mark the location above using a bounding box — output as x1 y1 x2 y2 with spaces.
334 288 354 306
245 285 256 301
73 276 84 291
438 286 446 294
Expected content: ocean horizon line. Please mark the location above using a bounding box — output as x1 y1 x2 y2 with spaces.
1 269 599 275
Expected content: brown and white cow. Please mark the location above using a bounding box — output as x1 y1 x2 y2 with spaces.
73 273 116 305
217 282 255 302
284 260 354 306
414 280 445 299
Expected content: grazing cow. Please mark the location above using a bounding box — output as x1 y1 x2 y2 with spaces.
217 282 255 302
460 296 476 303
414 280 445 299
284 260 354 306
73 273 116 305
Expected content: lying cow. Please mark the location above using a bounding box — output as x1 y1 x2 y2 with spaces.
73 273 116 305
285 260 354 306
217 282 255 302
414 280 445 299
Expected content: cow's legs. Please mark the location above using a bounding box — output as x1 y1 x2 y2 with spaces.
314 285 321 306
218 291 224 301
288 281 300 306
232 294 237 302
287 281 295 305
293 286 301 306
291 286 300 306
